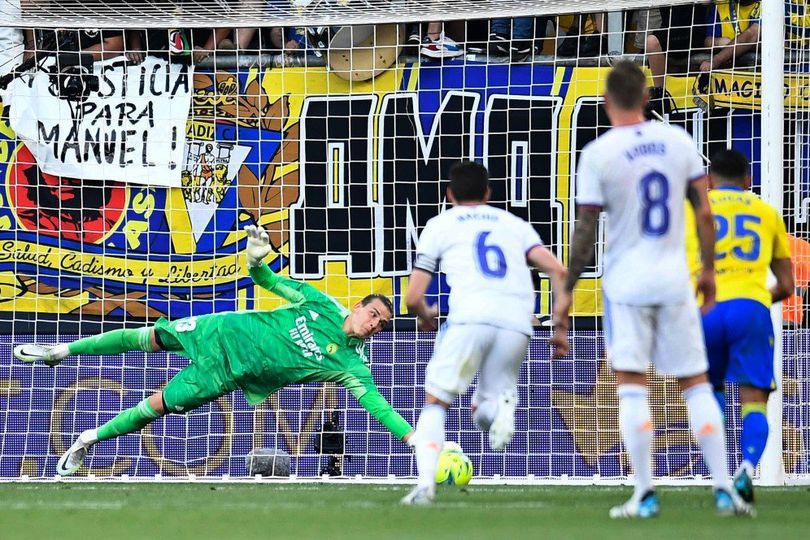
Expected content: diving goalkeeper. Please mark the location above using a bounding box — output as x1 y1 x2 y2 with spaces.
14 225 414 476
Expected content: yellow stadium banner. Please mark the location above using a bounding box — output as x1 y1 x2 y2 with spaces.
707 70 810 111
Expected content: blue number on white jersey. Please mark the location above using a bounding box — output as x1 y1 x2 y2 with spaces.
474 231 507 278
639 171 670 237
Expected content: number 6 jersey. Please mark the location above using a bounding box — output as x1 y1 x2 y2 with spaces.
575 121 706 305
414 204 543 335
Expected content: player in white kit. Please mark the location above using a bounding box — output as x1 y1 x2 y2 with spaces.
559 60 752 518
400 161 570 505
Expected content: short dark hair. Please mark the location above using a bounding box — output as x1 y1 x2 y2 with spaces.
605 60 647 110
361 293 394 318
710 149 750 184
448 161 489 202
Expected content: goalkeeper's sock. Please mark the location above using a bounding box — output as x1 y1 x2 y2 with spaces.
66 328 154 358
414 403 446 490
617 384 654 498
96 398 162 442
684 382 732 491
740 402 769 468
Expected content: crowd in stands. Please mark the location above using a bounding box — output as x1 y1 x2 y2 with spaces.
0 2 769 69
0 1 779 101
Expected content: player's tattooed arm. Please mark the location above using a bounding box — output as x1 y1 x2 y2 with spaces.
565 206 600 293
687 177 717 310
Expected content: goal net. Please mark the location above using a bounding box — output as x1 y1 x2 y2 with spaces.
0 0 806 483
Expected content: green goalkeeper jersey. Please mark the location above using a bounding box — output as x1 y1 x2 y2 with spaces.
156 262 412 439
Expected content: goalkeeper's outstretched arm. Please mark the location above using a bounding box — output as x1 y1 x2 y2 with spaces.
244 225 333 306
334 367 414 443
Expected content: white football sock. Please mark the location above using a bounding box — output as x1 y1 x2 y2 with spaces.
472 400 497 431
617 384 654 498
414 403 446 489
684 382 732 491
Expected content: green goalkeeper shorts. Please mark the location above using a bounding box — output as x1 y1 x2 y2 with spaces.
155 317 239 414
161 362 238 413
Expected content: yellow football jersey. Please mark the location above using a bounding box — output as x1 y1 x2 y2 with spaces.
685 186 791 307
710 1 761 41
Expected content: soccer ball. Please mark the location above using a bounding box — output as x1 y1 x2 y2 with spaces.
435 441 473 486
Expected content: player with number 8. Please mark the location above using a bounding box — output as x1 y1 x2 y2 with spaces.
559 60 753 518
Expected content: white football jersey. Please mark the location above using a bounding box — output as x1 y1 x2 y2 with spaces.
414 204 542 335
576 121 706 305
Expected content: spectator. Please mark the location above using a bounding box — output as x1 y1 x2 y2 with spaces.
34 28 124 62
125 28 230 64
420 22 463 59
406 23 421 52
700 0 761 72
490 17 539 61
232 28 301 54
126 29 187 64
232 28 257 51
556 13 604 57
125 30 149 64
632 9 662 52
29 0 127 63
645 4 709 114
189 28 231 63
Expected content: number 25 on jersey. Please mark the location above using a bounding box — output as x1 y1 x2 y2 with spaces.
714 214 761 261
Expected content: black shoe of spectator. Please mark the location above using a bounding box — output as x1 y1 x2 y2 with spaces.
489 32 511 57
646 86 676 119
557 34 578 57
579 35 602 58
408 24 421 44
510 39 533 62
406 23 421 53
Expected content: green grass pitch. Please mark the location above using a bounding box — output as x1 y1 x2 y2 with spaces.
1 484 808 540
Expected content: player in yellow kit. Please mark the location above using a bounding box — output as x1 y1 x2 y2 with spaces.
687 149 794 504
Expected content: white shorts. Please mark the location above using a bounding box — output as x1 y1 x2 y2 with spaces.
425 323 530 404
604 295 708 378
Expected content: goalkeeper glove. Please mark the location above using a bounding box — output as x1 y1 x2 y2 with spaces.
244 225 272 268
